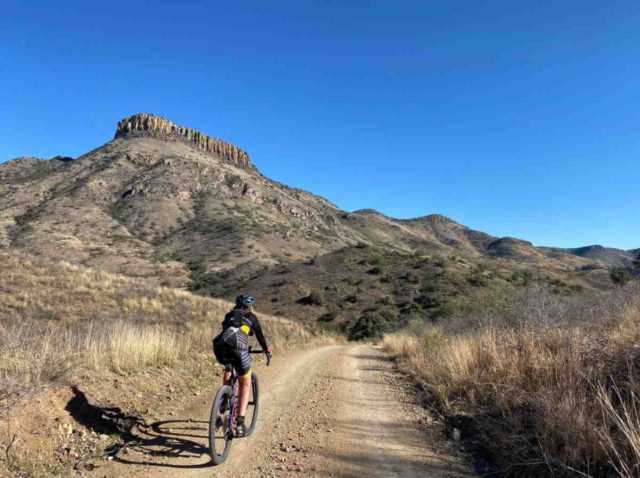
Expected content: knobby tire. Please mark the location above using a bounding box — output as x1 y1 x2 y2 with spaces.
209 385 233 465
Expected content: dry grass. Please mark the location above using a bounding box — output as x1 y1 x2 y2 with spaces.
0 251 320 478
597 384 640 477
0 251 315 398
384 284 640 477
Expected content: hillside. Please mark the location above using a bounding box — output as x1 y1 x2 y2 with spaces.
0 113 629 297
190 243 610 338
543 244 638 268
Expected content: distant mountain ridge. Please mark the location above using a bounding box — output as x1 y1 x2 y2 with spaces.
544 245 638 268
0 113 635 293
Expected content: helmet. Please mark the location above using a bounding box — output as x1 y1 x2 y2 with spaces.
235 294 256 308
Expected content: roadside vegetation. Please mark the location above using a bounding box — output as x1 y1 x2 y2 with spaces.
0 251 321 477
384 282 640 477
0 251 315 399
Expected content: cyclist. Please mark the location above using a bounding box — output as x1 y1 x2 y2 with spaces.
213 294 272 437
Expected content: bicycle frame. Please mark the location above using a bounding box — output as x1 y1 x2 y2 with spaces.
222 348 270 436
227 369 240 435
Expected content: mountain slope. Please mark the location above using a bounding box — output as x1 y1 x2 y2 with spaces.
0 113 625 292
543 245 638 268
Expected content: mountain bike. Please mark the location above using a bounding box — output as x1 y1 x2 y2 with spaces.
208 348 271 465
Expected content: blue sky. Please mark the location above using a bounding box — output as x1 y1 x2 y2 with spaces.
1 1 639 249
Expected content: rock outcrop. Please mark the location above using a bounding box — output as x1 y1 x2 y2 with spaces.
115 113 252 169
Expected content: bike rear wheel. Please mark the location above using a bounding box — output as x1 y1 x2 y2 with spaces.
209 385 233 465
244 372 260 437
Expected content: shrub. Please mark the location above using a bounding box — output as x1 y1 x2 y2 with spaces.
318 311 337 322
224 174 243 189
369 255 386 267
414 293 438 309
401 271 420 284
343 294 358 304
510 269 535 285
347 311 386 341
611 267 633 286
466 273 489 287
297 290 323 306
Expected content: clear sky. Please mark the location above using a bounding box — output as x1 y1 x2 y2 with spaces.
2 1 639 249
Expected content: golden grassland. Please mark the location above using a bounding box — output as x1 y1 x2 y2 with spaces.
384 284 640 477
0 251 316 396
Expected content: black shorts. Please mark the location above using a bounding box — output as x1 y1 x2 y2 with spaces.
213 329 252 376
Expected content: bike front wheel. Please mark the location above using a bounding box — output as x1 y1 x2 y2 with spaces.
209 385 233 465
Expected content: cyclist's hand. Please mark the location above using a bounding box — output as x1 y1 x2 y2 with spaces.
267 346 273 354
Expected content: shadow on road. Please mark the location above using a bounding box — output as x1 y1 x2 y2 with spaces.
65 387 213 469
114 418 213 469
350 353 394 362
65 386 144 441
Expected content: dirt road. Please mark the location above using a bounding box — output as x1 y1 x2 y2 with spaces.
98 344 474 477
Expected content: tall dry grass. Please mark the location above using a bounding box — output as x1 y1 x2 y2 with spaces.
384 284 640 477
0 251 314 398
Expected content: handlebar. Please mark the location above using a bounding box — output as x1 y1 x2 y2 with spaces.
249 348 272 366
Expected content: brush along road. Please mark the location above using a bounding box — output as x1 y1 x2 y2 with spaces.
98 344 474 477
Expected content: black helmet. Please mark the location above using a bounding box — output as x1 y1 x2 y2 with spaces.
235 294 256 308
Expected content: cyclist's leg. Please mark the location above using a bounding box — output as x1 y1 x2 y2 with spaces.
238 370 252 416
233 346 252 434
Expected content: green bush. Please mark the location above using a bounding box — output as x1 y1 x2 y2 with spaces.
400 302 426 324
224 174 243 189
318 311 337 322
347 311 386 341
610 267 633 286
